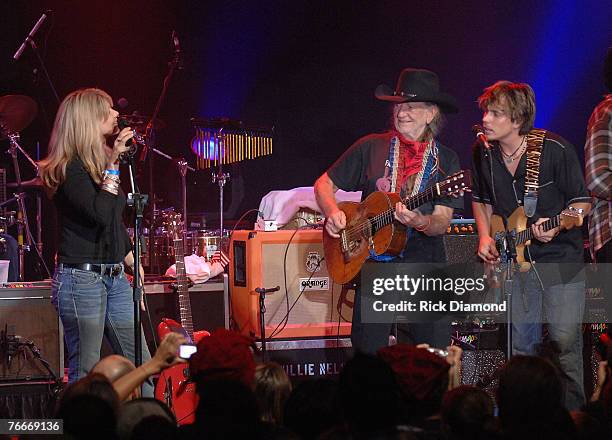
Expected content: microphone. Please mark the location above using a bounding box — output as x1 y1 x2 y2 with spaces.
117 118 133 147
117 118 136 162
255 286 280 294
13 12 49 60
172 30 184 70
472 124 491 149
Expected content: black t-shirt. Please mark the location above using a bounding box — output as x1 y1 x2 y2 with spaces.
471 131 591 282
54 158 131 264
327 132 463 262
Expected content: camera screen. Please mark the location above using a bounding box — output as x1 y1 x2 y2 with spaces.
179 344 197 359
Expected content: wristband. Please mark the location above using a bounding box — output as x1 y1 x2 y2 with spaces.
105 169 120 175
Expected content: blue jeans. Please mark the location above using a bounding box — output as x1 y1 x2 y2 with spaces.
51 264 153 396
511 268 585 411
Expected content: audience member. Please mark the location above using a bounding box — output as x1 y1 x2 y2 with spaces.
55 373 119 439
92 354 139 399
113 331 186 401
116 397 176 440
189 328 256 387
378 344 449 429
497 355 576 439
284 378 342 439
338 353 400 437
254 361 292 425
441 385 499 440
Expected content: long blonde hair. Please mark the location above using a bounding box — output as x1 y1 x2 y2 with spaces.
38 88 112 194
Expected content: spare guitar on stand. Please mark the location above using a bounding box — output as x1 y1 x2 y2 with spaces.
155 214 210 425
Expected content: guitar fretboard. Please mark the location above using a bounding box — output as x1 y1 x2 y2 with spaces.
370 185 438 233
172 238 194 341
514 215 560 245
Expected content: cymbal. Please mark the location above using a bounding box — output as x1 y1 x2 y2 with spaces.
7 176 44 190
0 95 38 136
120 113 166 130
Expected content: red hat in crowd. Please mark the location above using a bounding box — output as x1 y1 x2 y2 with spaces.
189 329 256 387
378 343 450 401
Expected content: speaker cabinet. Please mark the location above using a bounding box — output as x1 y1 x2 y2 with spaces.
0 285 63 381
443 228 479 265
230 230 352 339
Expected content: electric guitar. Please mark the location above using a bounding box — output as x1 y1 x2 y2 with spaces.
154 216 210 425
490 205 584 273
323 170 471 284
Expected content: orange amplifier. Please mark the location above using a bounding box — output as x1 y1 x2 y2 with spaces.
229 229 352 339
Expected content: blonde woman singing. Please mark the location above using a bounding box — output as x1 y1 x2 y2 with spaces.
39 88 152 395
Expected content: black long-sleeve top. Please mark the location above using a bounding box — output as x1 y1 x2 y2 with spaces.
54 158 131 264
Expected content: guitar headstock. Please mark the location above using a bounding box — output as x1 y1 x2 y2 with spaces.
437 170 472 197
560 206 584 230
165 212 184 240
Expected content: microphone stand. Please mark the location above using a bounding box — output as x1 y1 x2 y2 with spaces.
125 155 148 370
27 38 60 105
254 285 280 361
502 230 517 361
145 35 182 274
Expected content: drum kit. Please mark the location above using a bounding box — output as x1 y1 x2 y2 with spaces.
128 208 229 273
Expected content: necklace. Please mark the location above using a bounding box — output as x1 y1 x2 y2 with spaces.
501 136 526 164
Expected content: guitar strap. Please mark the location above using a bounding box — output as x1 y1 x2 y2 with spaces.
369 137 438 262
523 128 546 218
388 136 436 196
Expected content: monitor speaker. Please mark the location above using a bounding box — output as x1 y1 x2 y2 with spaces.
0 284 63 381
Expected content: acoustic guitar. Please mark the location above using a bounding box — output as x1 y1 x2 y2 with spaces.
490 205 584 272
323 170 471 284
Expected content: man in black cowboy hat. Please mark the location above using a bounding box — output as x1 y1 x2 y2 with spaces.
314 67 463 354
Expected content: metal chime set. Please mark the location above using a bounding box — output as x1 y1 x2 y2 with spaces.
191 117 274 169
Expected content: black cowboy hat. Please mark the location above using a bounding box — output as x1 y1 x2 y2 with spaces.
375 68 459 113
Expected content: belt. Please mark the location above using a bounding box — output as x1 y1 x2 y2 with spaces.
58 263 123 276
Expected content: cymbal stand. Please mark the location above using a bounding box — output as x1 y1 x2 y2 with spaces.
36 142 42 258
6 132 36 281
211 131 230 236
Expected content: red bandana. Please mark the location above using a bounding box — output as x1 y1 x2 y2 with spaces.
393 131 429 192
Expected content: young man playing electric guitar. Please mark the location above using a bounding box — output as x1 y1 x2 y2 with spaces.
471 81 592 410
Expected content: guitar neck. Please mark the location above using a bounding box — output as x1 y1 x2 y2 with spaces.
515 214 561 245
375 185 438 230
172 238 194 340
